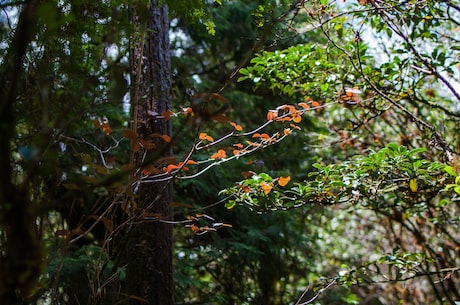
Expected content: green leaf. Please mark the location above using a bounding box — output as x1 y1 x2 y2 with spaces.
341 293 360 304
445 165 457 177
225 200 236 209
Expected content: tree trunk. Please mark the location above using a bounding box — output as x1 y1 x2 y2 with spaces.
126 1 174 304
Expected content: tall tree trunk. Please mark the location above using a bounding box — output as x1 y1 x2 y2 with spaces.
126 1 174 304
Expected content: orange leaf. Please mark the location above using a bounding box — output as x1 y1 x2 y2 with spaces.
246 141 261 147
253 133 270 139
190 224 200 232
199 132 214 142
161 134 172 143
163 164 180 173
278 104 296 113
239 185 251 193
162 109 175 121
260 182 272 195
230 121 243 131
102 123 112 135
122 129 139 139
276 117 292 122
185 159 198 165
211 149 226 160
284 128 292 136
267 110 278 121
278 176 291 187
298 102 310 109
181 107 194 116
233 143 244 149
292 115 302 123
311 101 320 108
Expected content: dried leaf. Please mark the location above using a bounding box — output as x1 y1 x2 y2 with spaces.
122 129 139 139
211 113 229 122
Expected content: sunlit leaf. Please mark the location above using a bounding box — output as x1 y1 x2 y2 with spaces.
267 110 278 121
298 102 310 109
230 121 243 131
278 176 291 186
292 115 302 123
199 132 214 142
260 182 272 195
409 178 418 192
211 149 226 160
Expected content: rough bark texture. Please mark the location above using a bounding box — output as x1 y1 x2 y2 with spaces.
126 1 174 304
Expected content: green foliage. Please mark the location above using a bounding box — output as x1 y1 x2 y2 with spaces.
223 143 446 211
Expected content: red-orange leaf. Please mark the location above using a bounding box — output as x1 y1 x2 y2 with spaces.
246 141 261 147
230 121 243 131
102 123 112 135
163 164 180 173
253 133 270 139
161 134 172 143
276 117 292 122
233 143 244 149
298 102 310 109
211 149 226 160
181 107 194 116
162 109 175 121
267 110 278 121
311 101 320 108
190 224 200 232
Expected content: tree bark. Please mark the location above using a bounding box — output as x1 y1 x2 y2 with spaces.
126 1 174 304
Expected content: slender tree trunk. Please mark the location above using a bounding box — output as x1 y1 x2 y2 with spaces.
126 1 174 304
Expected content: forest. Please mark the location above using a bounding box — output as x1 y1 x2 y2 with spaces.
0 0 459 304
